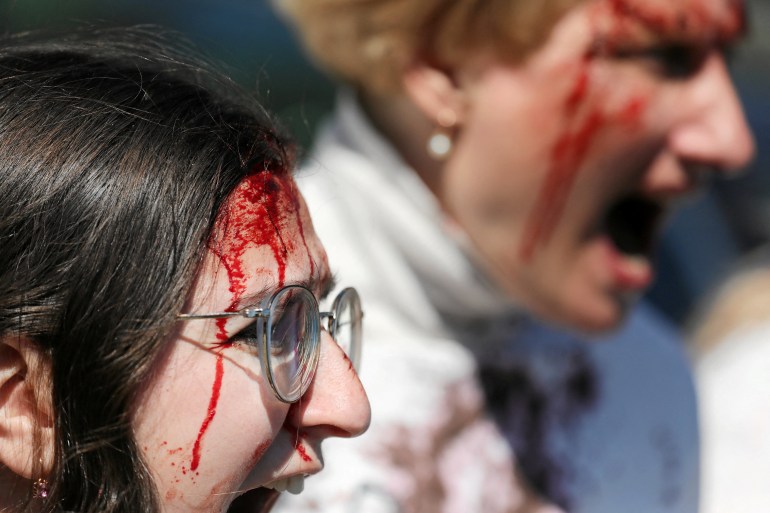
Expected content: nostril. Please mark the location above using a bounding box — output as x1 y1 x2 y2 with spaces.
684 164 716 186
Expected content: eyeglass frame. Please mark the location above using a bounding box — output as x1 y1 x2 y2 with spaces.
177 285 362 404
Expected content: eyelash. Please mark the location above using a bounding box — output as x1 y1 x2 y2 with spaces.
648 44 709 78
616 44 711 79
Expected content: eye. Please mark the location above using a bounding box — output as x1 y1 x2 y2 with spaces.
269 293 309 358
230 323 260 350
624 43 709 79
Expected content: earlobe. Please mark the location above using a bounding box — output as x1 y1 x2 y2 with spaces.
402 60 468 127
0 335 53 479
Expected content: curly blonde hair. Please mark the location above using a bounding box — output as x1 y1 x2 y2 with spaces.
273 0 585 93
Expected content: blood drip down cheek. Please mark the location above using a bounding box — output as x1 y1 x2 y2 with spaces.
519 61 648 261
188 167 315 473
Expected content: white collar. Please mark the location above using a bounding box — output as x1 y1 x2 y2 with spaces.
320 90 522 323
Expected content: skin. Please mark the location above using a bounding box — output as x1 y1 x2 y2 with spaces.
132 172 371 513
404 0 754 332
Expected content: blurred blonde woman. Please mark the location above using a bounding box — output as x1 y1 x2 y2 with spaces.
272 0 754 512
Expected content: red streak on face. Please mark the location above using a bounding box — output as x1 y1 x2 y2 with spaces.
520 60 601 260
209 166 300 321
285 427 313 462
566 61 590 113
520 109 605 261
191 165 304 472
295 440 312 462
286 179 315 278
618 96 647 128
190 352 225 471
341 351 354 372
520 6 659 261
250 440 273 467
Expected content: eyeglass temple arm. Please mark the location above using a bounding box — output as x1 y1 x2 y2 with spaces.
177 309 266 320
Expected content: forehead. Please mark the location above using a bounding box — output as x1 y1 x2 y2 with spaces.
206 170 328 308
589 0 746 45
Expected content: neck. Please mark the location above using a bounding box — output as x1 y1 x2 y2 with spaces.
358 91 446 201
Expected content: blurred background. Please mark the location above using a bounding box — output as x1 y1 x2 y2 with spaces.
1 0 768 329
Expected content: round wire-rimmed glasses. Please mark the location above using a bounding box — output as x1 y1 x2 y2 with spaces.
177 285 363 403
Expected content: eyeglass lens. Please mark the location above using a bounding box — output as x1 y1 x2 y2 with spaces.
331 288 363 371
266 286 320 402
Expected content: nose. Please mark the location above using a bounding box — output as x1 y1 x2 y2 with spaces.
668 52 755 173
285 331 371 438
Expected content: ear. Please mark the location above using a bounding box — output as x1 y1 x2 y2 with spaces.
0 335 53 479
402 59 468 128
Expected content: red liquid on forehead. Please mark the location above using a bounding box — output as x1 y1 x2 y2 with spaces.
607 0 746 42
212 169 298 296
288 179 315 278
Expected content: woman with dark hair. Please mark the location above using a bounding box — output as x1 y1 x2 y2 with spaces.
0 27 370 513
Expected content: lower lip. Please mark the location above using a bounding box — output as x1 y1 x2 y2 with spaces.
599 236 653 291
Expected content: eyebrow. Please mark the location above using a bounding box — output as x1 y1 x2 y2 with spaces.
233 271 338 311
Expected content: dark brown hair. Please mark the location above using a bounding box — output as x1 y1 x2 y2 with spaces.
0 26 293 512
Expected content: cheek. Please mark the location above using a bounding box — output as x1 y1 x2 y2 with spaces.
447 77 557 218
134 346 285 490
518 51 654 260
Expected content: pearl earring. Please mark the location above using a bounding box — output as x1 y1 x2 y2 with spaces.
426 108 457 161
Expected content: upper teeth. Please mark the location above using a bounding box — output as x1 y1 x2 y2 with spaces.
266 475 305 495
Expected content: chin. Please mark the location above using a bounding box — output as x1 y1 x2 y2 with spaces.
537 290 631 334
573 294 633 334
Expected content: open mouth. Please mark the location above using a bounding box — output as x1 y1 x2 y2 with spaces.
226 475 306 513
227 488 279 513
602 194 664 256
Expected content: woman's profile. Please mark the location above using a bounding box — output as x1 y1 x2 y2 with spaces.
271 0 753 511
0 26 370 513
